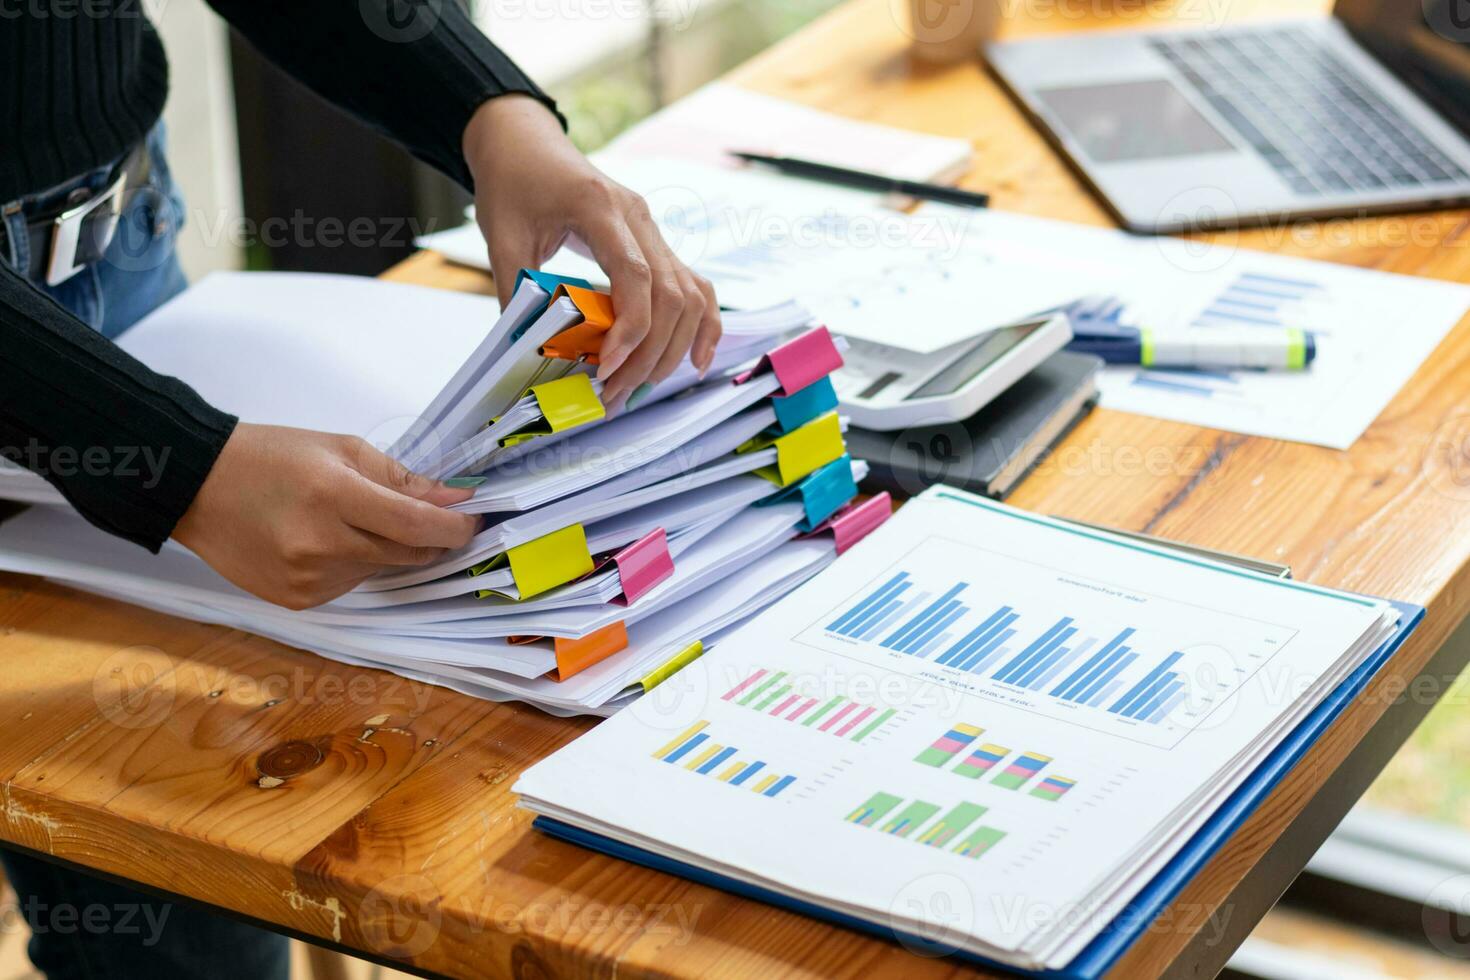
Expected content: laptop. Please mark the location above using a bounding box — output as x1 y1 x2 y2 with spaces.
986 0 1470 232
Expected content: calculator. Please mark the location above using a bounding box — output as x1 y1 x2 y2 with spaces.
831 313 1072 430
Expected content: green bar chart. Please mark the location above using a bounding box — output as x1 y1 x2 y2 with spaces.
845 790 1007 861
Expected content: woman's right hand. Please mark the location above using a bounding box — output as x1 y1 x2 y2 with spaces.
173 423 477 610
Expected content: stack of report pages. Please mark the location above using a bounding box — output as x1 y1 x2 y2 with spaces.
0 270 890 715
515 486 1415 971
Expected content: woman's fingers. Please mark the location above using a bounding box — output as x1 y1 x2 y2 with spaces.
341 443 478 549
690 274 722 375
576 207 654 395
647 264 707 385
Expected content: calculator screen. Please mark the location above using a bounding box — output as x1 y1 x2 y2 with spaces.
905 319 1046 400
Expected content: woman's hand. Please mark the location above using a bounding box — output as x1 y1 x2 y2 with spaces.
173 423 478 610
463 95 722 405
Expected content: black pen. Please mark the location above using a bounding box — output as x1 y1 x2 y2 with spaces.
732 150 989 208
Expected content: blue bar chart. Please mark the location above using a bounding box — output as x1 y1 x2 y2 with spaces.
1108 652 1187 723
804 536 1297 747
1051 629 1138 706
827 571 976 658
879 581 971 657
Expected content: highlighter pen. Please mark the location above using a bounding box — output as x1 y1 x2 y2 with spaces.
1067 325 1316 370
1059 297 1316 370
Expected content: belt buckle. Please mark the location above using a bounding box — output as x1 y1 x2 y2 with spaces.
45 171 127 287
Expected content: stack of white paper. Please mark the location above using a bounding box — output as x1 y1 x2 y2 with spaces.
515 485 1402 964
0 271 891 715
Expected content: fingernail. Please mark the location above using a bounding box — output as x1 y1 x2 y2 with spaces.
444 476 486 488
597 347 629 379
626 382 654 409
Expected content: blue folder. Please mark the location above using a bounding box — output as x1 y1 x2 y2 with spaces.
534 599 1424 978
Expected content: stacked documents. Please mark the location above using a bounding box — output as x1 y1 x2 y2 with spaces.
0 271 891 715
515 485 1407 968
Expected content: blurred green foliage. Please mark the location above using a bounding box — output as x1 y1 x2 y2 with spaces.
1364 669 1470 827
558 0 843 153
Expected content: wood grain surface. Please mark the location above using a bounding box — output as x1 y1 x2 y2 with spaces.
4 0 1470 976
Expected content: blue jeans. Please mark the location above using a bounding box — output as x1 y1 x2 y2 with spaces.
0 128 290 980
1 125 189 338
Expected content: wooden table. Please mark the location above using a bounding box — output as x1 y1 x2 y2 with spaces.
6 0 1470 976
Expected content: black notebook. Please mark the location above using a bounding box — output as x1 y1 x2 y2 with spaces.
846 349 1101 499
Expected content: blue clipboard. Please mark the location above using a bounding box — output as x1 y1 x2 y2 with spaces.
533 599 1424 978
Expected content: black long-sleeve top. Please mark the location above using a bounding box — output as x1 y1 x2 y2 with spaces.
0 1 560 551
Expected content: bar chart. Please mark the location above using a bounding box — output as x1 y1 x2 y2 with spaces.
825 571 978 657
915 723 982 767
911 723 1080 798
822 579 1188 724
1107 653 1187 724
720 667 899 743
993 752 1052 791
652 721 796 797
802 536 1299 748
844 790 1007 860
1031 776 1076 803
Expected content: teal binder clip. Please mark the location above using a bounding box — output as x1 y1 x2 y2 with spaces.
760 454 858 530
770 376 839 433
511 269 595 339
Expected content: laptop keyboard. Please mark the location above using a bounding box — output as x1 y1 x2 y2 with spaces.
1150 26 1467 195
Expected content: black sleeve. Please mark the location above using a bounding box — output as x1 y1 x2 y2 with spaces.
0 262 238 552
203 0 565 191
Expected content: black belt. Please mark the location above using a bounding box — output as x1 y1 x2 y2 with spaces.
0 143 152 286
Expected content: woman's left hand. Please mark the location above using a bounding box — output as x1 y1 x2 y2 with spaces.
463 95 722 406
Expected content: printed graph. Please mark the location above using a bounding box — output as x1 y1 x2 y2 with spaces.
845 791 1007 859
1031 776 1076 802
653 721 795 798
1130 270 1326 400
720 667 899 742
803 532 1303 753
913 723 1079 799
824 578 1191 727
1107 652 1188 724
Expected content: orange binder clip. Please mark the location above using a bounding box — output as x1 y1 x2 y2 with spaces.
549 621 629 680
541 285 616 363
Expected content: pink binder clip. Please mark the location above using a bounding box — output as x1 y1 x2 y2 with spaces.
735 326 843 397
610 528 674 605
804 493 893 555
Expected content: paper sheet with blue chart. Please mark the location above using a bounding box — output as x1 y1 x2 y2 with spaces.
552 161 1470 448
515 486 1401 969
956 208 1470 449
422 157 1470 447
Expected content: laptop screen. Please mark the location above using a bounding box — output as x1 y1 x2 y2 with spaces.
1338 0 1470 134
